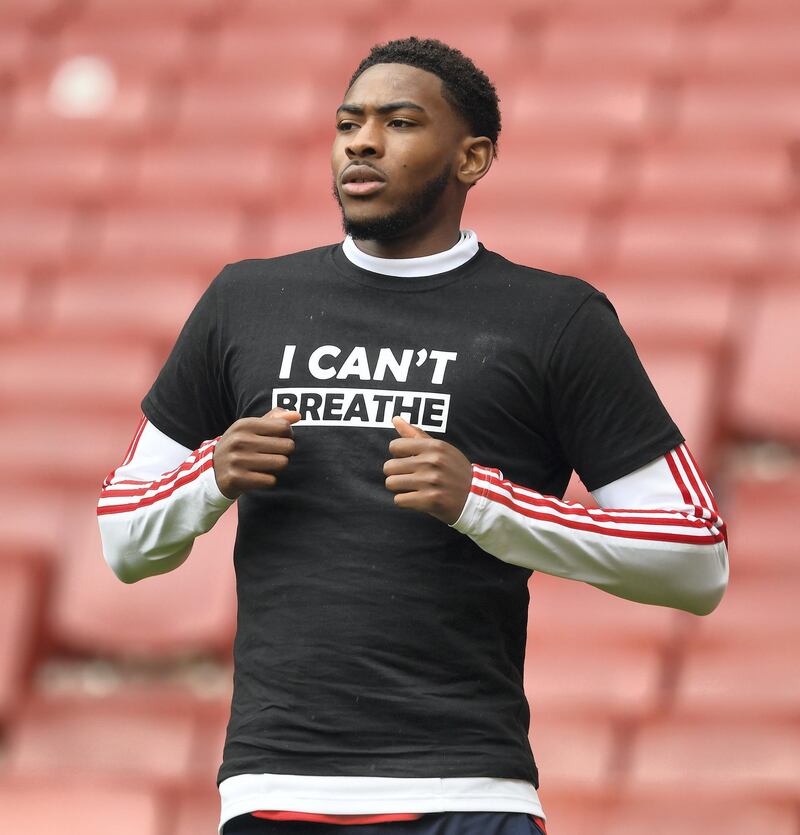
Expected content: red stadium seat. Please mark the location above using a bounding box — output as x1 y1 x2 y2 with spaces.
234 0 391 25
48 268 204 344
0 559 45 724
507 75 653 141
0 414 145 490
0 337 157 419
462 208 592 276
0 24 31 79
0 487 76 564
0 776 162 835
0 271 29 333
49 502 237 658
674 82 800 142
611 209 765 274
134 142 284 209
468 140 613 213
0 0 67 27
243 209 345 261
605 795 797 835
724 468 800 576
96 207 241 272
0 208 73 269
537 17 682 78
173 785 223 835
559 0 720 12
728 281 800 443
675 645 800 717
5 695 199 785
529 572 680 649
0 140 115 206
76 0 226 26
687 16 800 81
599 275 737 352
525 643 663 718
689 576 800 649
529 715 617 792
172 79 319 143
631 142 793 210
635 344 721 467
627 716 800 795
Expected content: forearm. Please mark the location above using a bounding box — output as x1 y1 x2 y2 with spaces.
97 417 233 583
452 446 728 616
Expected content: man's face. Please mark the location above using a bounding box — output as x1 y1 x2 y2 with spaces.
331 63 468 242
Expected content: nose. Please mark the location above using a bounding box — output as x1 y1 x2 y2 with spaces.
345 119 383 159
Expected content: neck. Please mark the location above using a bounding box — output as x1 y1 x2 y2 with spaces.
350 221 462 259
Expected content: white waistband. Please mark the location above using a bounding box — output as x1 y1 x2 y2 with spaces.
218 774 544 833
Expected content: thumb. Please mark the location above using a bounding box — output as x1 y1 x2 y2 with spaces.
265 407 302 424
392 415 430 439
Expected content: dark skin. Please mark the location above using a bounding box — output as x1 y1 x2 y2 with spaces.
214 64 491 522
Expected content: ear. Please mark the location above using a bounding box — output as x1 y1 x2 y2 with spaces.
456 136 494 188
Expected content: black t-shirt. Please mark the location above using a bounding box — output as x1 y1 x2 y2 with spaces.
142 243 682 787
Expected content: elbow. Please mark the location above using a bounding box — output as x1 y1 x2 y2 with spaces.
683 543 729 617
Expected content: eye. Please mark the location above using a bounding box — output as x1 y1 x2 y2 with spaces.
388 118 415 128
336 120 358 132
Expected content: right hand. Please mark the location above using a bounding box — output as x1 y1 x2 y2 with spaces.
213 407 301 499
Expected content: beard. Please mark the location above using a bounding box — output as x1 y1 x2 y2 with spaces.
332 163 452 242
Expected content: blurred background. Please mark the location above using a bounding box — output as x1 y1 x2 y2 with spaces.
0 0 799 833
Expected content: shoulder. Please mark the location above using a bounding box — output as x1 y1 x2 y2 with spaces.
212 244 339 292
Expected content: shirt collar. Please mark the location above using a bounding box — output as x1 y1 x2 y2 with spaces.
341 230 479 277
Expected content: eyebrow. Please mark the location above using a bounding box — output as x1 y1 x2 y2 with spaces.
336 101 427 117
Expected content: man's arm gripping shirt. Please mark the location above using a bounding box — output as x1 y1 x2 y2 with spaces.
97 416 233 583
98 419 727 616
453 444 728 616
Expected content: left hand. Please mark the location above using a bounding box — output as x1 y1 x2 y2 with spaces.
383 416 473 525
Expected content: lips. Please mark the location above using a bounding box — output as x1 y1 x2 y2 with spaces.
340 163 387 197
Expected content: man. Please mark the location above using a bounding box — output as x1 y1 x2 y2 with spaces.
98 38 728 835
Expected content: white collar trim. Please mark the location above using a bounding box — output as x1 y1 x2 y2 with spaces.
342 230 479 277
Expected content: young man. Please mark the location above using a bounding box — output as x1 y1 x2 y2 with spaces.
98 38 728 835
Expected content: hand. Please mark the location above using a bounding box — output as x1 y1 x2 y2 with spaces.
213 407 301 499
383 416 473 525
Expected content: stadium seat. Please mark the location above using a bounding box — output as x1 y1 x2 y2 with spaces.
674 82 800 142
611 209 765 274
598 273 737 352
558 0 720 12
0 208 73 269
0 337 157 418
0 24 31 80
635 343 720 467
467 140 613 214
525 643 663 718
631 142 793 210
172 79 319 143
687 16 800 81
172 785 223 835
0 776 162 835
48 268 204 344
0 271 29 333
529 572 680 649
0 414 145 490
234 0 392 25
243 209 346 260
604 795 796 835
49 502 237 658
688 576 800 649
0 559 45 724
0 487 74 565
96 206 242 272
507 75 653 141
532 794 612 835
76 0 226 26
529 715 618 792
627 716 800 795
537 17 682 78
728 280 800 443
134 142 283 209
675 645 799 717
462 208 592 276
723 468 800 576
0 140 115 206
5 695 199 785
0 0 68 27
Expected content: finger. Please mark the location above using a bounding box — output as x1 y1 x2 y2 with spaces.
251 435 295 456
233 453 291 474
264 407 302 423
252 415 300 438
392 416 431 439
383 456 421 476
384 473 424 493
388 437 433 458
392 491 427 511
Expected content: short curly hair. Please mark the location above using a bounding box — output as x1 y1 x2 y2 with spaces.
346 37 501 156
